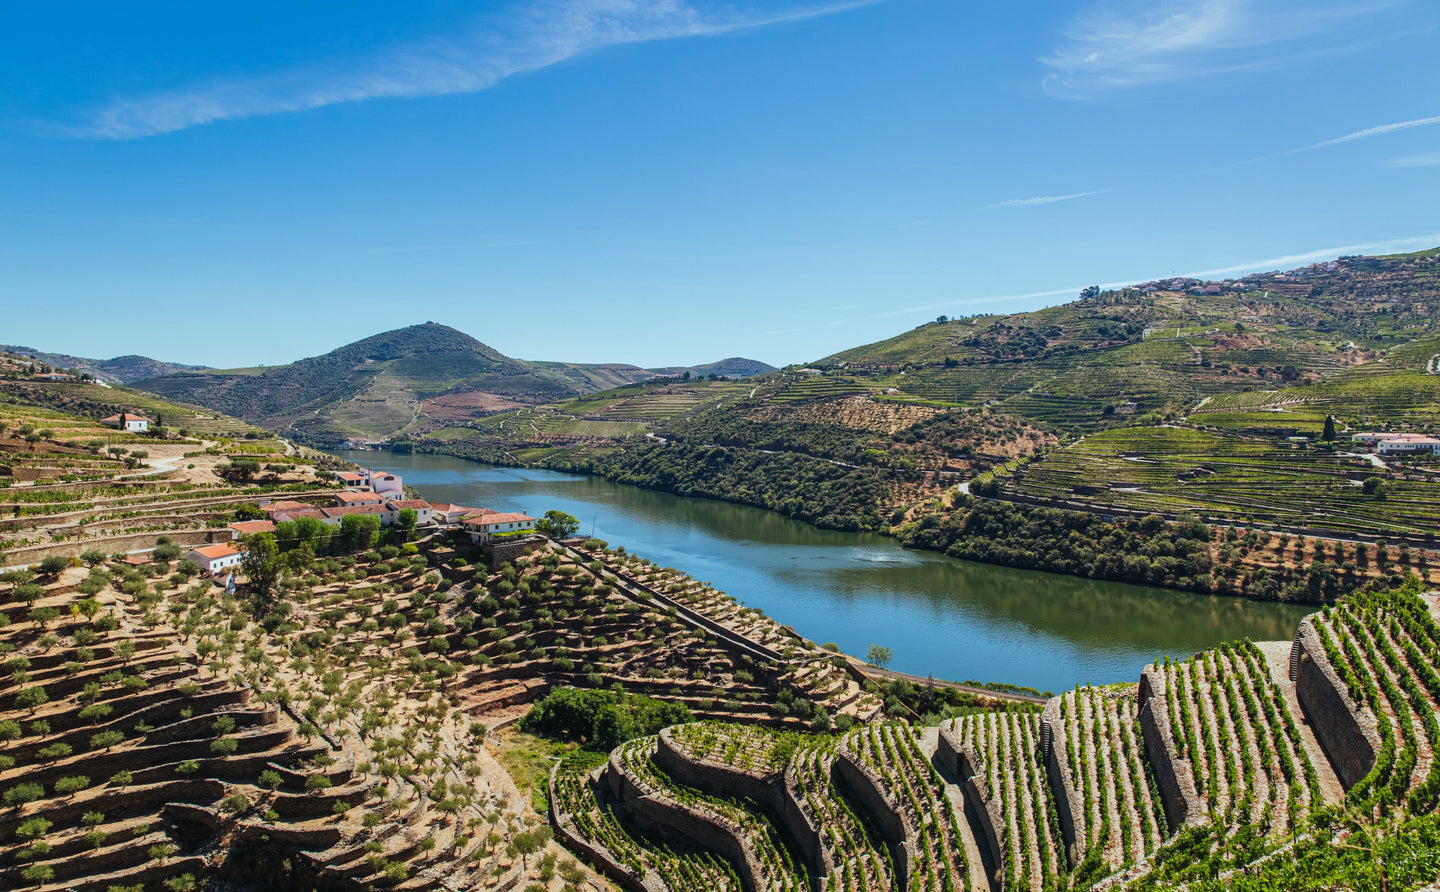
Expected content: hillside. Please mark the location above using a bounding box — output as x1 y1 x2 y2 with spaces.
133 323 608 445
412 247 1440 596
1 345 209 385
820 247 1440 433
647 357 777 379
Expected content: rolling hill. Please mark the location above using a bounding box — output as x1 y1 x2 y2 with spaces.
132 322 783 446
1 344 209 384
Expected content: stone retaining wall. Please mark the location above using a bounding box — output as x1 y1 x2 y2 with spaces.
4 528 226 567
832 744 913 891
1039 697 1085 863
936 725 1002 877
604 750 764 892
1136 667 1203 831
1294 619 1381 788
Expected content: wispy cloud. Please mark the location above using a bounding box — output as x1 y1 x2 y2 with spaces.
1390 151 1440 167
1185 233 1440 277
872 232 1440 322
59 0 878 140
1235 112 1440 164
986 190 1106 210
1041 0 1410 96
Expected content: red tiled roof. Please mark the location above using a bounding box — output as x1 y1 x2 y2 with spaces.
271 508 327 522
189 544 241 560
464 512 534 526
260 500 312 514
386 499 431 510
334 491 384 504
228 520 276 534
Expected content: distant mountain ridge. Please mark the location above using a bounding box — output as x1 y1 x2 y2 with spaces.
1 345 209 384
647 357 776 379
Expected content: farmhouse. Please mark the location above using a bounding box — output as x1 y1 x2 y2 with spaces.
185 543 243 576
334 491 385 508
259 500 316 517
336 471 369 487
369 471 403 495
463 512 536 543
1377 436 1440 456
102 412 150 433
227 519 276 540
385 499 433 526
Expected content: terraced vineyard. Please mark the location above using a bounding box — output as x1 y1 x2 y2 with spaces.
1148 643 1323 832
611 736 811 892
551 751 744 892
1003 424 1440 538
1303 589 1440 811
546 590 1440 891
841 723 972 892
1049 685 1166 875
946 711 1063 891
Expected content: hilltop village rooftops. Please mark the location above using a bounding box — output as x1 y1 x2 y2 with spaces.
464 512 534 526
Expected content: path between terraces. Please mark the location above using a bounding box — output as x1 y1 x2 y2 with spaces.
918 725 998 892
557 543 784 664
1253 639 1345 805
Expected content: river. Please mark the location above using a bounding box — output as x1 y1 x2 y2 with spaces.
332 450 1314 693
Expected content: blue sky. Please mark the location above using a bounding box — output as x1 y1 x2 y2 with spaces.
3 0 1439 369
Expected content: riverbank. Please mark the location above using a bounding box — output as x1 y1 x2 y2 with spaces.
332 449 1314 692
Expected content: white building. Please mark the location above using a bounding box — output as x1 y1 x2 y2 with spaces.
1378 437 1440 457
102 412 150 433
369 471 403 495
185 544 243 575
463 512 536 543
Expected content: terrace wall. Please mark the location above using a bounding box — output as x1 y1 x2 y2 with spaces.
936 727 1002 876
1039 697 1085 863
654 728 830 881
1136 667 1203 831
604 752 765 892
1293 619 1381 789
832 746 913 891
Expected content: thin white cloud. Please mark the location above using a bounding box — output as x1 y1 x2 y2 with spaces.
1237 112 1440 163
62 0 879 140
1041 0 1410 96
1390 151 1440 167
985 190 1106 210
1185 233 1440 277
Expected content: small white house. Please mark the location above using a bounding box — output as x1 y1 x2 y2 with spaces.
369 471 403 495
1378 437 1440 457
463 512 536 543
385 499 433 526
102 412 150 433
186 544 243 576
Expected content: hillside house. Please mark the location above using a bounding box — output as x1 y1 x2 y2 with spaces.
228 520 276 540
186 544 243 576
385 499 433 526
463 512 536 543
1378 436 1440 456
259 500 316 517
369 471 403 495
336 471 369 487
334 491 385 508
102 412 150 433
